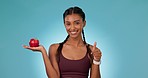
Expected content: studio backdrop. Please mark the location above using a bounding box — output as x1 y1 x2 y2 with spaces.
0 0 148 78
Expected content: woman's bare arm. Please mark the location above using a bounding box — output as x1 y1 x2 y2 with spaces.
89 42 102 78
48 44 60 78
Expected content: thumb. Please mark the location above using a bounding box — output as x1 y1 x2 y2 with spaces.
92 42 97 54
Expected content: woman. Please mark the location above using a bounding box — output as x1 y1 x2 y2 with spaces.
23 6 102 78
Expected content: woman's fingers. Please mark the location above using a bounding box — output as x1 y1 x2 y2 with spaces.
23 45 30 49
91 42 102 61
23 45 40 51
93 50 102 61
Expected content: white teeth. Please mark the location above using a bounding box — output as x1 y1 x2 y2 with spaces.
71 31 77 34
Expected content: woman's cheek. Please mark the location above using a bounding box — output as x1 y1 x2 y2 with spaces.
66 26 70 30
65 27 70 33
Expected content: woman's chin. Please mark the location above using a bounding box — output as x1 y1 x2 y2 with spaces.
69 34 78 38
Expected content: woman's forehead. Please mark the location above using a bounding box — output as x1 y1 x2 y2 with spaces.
65 14 83 22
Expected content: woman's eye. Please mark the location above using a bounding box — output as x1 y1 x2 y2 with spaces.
75 22 80 25
65 23 70 26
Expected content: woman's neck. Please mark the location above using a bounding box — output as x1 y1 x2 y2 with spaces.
66 36 84 47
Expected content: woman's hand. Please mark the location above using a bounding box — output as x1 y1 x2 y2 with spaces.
91 42 102 61
23 45 46 53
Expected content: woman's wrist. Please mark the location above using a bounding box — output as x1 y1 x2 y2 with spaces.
39 45 46 53
93 60 101 65
41 49 47 54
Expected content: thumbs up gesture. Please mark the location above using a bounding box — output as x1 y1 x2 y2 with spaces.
91 42 102 61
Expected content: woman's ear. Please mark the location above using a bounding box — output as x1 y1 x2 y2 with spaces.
83 20 86 28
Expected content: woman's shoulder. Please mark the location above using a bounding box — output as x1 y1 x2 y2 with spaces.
48 43 60 55
49 43 60 50
86 43 92 48
50 43 59 48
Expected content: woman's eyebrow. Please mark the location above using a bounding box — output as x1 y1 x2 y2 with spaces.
74 19 81 22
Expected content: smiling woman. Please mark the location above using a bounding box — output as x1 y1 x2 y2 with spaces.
64 14 85 39
1 0 148 78
0 0 148 78
23 6 102 78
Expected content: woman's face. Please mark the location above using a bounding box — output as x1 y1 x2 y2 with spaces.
64 14 86 39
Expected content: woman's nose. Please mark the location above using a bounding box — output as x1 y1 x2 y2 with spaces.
70 24 75 30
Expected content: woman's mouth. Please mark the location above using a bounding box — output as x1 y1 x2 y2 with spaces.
70 31 77 35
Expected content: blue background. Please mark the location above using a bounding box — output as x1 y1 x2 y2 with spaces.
0 0 148 78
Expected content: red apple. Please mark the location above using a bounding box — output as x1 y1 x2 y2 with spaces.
29 38 39 47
